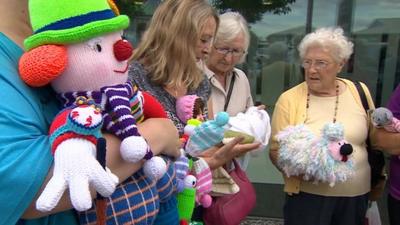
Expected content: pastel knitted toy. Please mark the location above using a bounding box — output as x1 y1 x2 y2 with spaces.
276 123 354 187
185 112 230 156
176 95 205 146
371 107 400 132
18 0 166 211
371 107 400 159
192 158 213 208
176 95 205 123
175 149 190 193
223 106 271 154
177 155 197 224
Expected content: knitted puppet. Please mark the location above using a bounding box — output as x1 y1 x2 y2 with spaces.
18 0 166 212
276 123 354 186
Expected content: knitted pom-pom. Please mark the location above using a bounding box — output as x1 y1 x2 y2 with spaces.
19 45 67 87
322 122 344 141
113 39 133 61
187 118 202 127
214 112 229 126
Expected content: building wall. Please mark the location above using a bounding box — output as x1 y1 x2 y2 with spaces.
121 0 399 222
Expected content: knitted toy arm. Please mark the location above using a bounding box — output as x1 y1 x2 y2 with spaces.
175 149 190 193
141 90 168 119
192 158 212 208
38 105 118 212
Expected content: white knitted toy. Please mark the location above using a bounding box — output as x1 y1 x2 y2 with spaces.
276 123 354 187
223 106 271 154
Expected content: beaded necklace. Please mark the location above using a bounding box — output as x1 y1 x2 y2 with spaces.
306 83 340 123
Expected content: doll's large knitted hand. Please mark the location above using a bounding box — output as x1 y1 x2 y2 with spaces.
36 138 118 212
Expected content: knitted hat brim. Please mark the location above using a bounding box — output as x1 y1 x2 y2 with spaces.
24 15 129 51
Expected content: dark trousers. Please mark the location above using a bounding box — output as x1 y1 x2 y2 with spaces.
388 193 400 225
284 192 368 225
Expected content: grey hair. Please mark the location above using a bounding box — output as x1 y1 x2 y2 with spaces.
298 27 353 63
214 11 250 63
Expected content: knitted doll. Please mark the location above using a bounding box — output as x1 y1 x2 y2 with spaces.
175 95 215 208
18 0 166 211
176 95 205 146
276 123 354 186
175 95 206 193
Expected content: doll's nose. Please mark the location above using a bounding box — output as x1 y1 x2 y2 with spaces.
114 39 133 61
340 144 353 156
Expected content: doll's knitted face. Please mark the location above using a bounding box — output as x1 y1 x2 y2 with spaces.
51 31 132 93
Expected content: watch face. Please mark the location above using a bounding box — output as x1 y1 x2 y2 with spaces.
69 104 103 128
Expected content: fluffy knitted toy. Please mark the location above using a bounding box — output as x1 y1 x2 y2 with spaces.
276 123 354 186
371 107 400 132
18 0 166 211
223 106 271 154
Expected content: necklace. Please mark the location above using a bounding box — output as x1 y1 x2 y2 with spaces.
306 83 340 123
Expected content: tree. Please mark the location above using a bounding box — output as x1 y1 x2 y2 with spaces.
211 0 296 24
116 0 145 17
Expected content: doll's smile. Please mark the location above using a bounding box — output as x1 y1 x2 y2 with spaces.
114 63 129 73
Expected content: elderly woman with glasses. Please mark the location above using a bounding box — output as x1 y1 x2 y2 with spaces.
204 12 253 117
269 27 375 225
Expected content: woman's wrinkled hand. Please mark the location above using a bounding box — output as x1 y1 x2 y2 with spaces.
200 136 261 170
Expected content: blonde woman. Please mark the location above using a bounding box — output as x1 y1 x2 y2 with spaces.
130 0 260 223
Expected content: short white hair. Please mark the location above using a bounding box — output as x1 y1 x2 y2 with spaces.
298 27 353 63
214 11 250 63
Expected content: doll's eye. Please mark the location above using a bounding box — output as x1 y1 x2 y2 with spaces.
87 38 103 52
95 44 102 52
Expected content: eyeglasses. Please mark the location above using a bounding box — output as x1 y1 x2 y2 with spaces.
301 59 331 70
214 46 245 57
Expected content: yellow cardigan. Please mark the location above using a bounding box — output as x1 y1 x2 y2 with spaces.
269 78 375 194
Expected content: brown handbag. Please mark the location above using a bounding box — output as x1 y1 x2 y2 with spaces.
203 160 256 225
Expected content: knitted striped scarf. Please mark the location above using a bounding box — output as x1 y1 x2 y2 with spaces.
57 82 148 155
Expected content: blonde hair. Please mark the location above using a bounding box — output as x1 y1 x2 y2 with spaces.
298 27 353 63
215 12 250 63
132 0 218 90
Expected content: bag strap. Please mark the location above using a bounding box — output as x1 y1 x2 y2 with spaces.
224 72 236 112
353 81 375 148
353 81 369 112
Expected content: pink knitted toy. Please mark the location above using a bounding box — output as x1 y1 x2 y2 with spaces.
18 0 166 212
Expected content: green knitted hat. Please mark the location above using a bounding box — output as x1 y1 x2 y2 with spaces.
24 0 129 51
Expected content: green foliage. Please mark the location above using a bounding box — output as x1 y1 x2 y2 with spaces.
211 0 296 23
116 0 144 17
